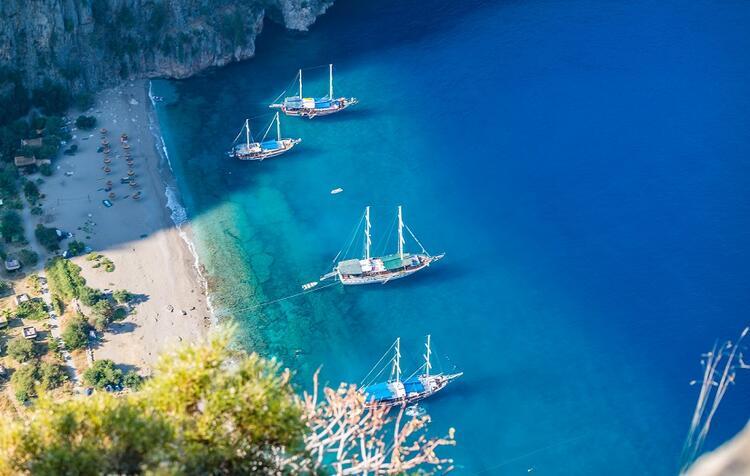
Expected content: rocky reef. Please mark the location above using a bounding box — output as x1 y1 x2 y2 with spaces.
0 0 332 101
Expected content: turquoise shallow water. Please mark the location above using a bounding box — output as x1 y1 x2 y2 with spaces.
153 1 750 473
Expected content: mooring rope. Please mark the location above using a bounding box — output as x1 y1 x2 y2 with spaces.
239 281 340 312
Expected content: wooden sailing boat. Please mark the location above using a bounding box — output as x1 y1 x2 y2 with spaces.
228 112 300 161
320 206 444 285
361 335 462 408
270 64 358 118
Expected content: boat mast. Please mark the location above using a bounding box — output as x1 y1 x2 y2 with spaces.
392 337 401 382
364 206 372 260
245 119 250 148
275 112 281 141
424 334 432 377
329 63 334 99
397 206 404 259
298 69 303 98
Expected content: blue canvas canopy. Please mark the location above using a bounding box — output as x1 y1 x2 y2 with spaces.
284 97 303 107
261 141 281 150
363 381 405 402
402 377 426 395
314 99 332 108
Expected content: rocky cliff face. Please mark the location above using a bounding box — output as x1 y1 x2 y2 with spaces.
0 0 332 94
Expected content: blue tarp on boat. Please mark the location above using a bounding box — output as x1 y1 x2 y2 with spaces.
284 96 302 107
315 99 332 108
261 141 281 150
403 377 426 395
363 382 397 401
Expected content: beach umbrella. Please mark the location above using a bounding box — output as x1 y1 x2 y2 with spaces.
106 180 113 187
108 192 116 200
100 128 107 134
104 158 111 164
101 139 109 145
126 160 134 166
129 181 137 187
103 166 111 174
132 192 141 200
123 143 130 149
127 169 135 176
121 133 128 139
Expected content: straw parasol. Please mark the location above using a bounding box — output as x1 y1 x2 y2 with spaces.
103 158 111 164
127 169 135 177
101 139 109 146
132 192 141 200
129 181 137 188
126 159 134 166
100 128 108 134
123 143 130 149
121 133 128 140
103 166 111 174
108 192 116 200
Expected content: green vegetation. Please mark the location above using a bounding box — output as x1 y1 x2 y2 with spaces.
112 289 132 304
74 92 95 111
18 248 39 267
23 180 40 204
32 79 71 116
67 239 86 257
123 370 143 390
39 361 68 390
10 361 67 402
0 333 454 473
0 280 11 295
90 253 115 272
1 334 305 472
10 363 37 402
15 299 47 320
7 337 36 363
83 359 122 389
74 115 97 130
35 224 61 251
45 257 86 302
89 299 114 331
0 211 24 243
61 315 88 350
79 286 103 306
50 293 65 315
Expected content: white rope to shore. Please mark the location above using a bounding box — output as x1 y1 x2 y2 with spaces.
239 281 340 312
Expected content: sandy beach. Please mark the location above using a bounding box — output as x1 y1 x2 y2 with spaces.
38 80 210 374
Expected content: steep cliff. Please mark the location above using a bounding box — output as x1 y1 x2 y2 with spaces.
0 0 332 118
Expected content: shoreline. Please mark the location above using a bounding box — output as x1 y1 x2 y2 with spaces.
35 79 212 374
145 81 217 326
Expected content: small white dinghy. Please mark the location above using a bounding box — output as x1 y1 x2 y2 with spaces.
331 187 344 195
301 281 318 290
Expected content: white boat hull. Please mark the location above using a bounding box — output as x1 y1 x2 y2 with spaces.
337 254 443 286
232 138 300 161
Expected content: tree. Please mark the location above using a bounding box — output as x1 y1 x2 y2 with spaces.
31 79 71 116
78 286 102 306
18 248 39 267
74 115 97 130
67 240 86 257
10 363 37 402
112 289 132 304
39 361 67 390
7 338 35 363
83 359 122 389
35 224 61 251
0 211 24 243
15 299 47 320
123 370 143 390
0 332 456 474
23 180 40 204
61 316 88 350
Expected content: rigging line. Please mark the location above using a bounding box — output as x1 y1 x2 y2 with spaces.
404 362 426 382
360 339 398 386
231 123 245 145
362 360 392 389
271 73 299 104
333 211 365 263
260 115 275 143
239 282 340 312
405 224 429 255
374 215 397 257
301 64 331 72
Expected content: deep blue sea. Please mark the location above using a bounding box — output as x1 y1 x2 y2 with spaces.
152 1 750 473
